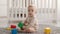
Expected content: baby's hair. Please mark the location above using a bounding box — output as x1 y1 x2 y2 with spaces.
28 5 37 13
28 5 35 8
28 5 33 8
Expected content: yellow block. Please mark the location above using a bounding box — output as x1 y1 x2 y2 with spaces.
44 27 51 34
5 27 12 30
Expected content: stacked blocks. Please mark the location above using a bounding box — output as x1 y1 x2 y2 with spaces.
11 25 18 34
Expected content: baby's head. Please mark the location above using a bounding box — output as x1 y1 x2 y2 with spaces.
28 5 36 17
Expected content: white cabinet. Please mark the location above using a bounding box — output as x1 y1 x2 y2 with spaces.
0 0 8 28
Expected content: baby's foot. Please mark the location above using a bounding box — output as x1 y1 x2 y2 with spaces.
26 28 36 32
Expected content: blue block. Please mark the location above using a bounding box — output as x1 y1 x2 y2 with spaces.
11 29 17 34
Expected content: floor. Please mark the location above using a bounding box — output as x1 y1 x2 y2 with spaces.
0 24 60 34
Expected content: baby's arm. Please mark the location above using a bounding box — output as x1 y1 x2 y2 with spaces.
34 21 38 31
22 18 38 32
26 19 39 32
26 23 38 32
24 17 29 26
24 20 28 26
21 19 28 30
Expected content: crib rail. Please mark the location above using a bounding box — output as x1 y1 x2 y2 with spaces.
7 0 57 25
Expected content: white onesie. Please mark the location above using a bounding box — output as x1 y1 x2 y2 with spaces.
24 16 38 31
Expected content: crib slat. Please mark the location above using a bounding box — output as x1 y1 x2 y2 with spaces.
17 0 19 8
22 0 25 8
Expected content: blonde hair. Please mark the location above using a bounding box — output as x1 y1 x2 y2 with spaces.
28 5 36 8
28 5 37 13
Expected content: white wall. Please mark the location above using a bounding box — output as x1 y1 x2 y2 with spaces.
0 0 7 16
57 0 60 21
0 0 8 28
56 0 60 27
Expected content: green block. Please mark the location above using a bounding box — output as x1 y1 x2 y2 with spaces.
18 21 24 29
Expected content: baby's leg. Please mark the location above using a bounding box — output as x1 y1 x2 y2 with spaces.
17 27 36 32
17 28 27 32
26 27 36 32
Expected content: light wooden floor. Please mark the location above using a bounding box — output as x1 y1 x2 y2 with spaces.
0 24 60 34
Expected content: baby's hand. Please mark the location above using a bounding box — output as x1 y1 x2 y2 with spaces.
24 21 28 26
21 26 26 30
24 23 28 26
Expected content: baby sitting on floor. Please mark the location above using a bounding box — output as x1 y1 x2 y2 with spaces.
18 5 38 32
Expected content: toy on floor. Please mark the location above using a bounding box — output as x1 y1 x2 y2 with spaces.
10 25 16 28
11 25 18 34
5 25 16 30
5 27 12 30
18 21 24 30
11 28 17 34
44 27 51 34
5 25 18 34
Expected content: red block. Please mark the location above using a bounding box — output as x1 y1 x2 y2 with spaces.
10 25 16 28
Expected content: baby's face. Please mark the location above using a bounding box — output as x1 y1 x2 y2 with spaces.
28 6 36 17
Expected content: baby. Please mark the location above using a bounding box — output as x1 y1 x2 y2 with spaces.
22 5 38 32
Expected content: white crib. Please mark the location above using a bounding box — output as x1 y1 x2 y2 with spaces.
7 0 57 25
